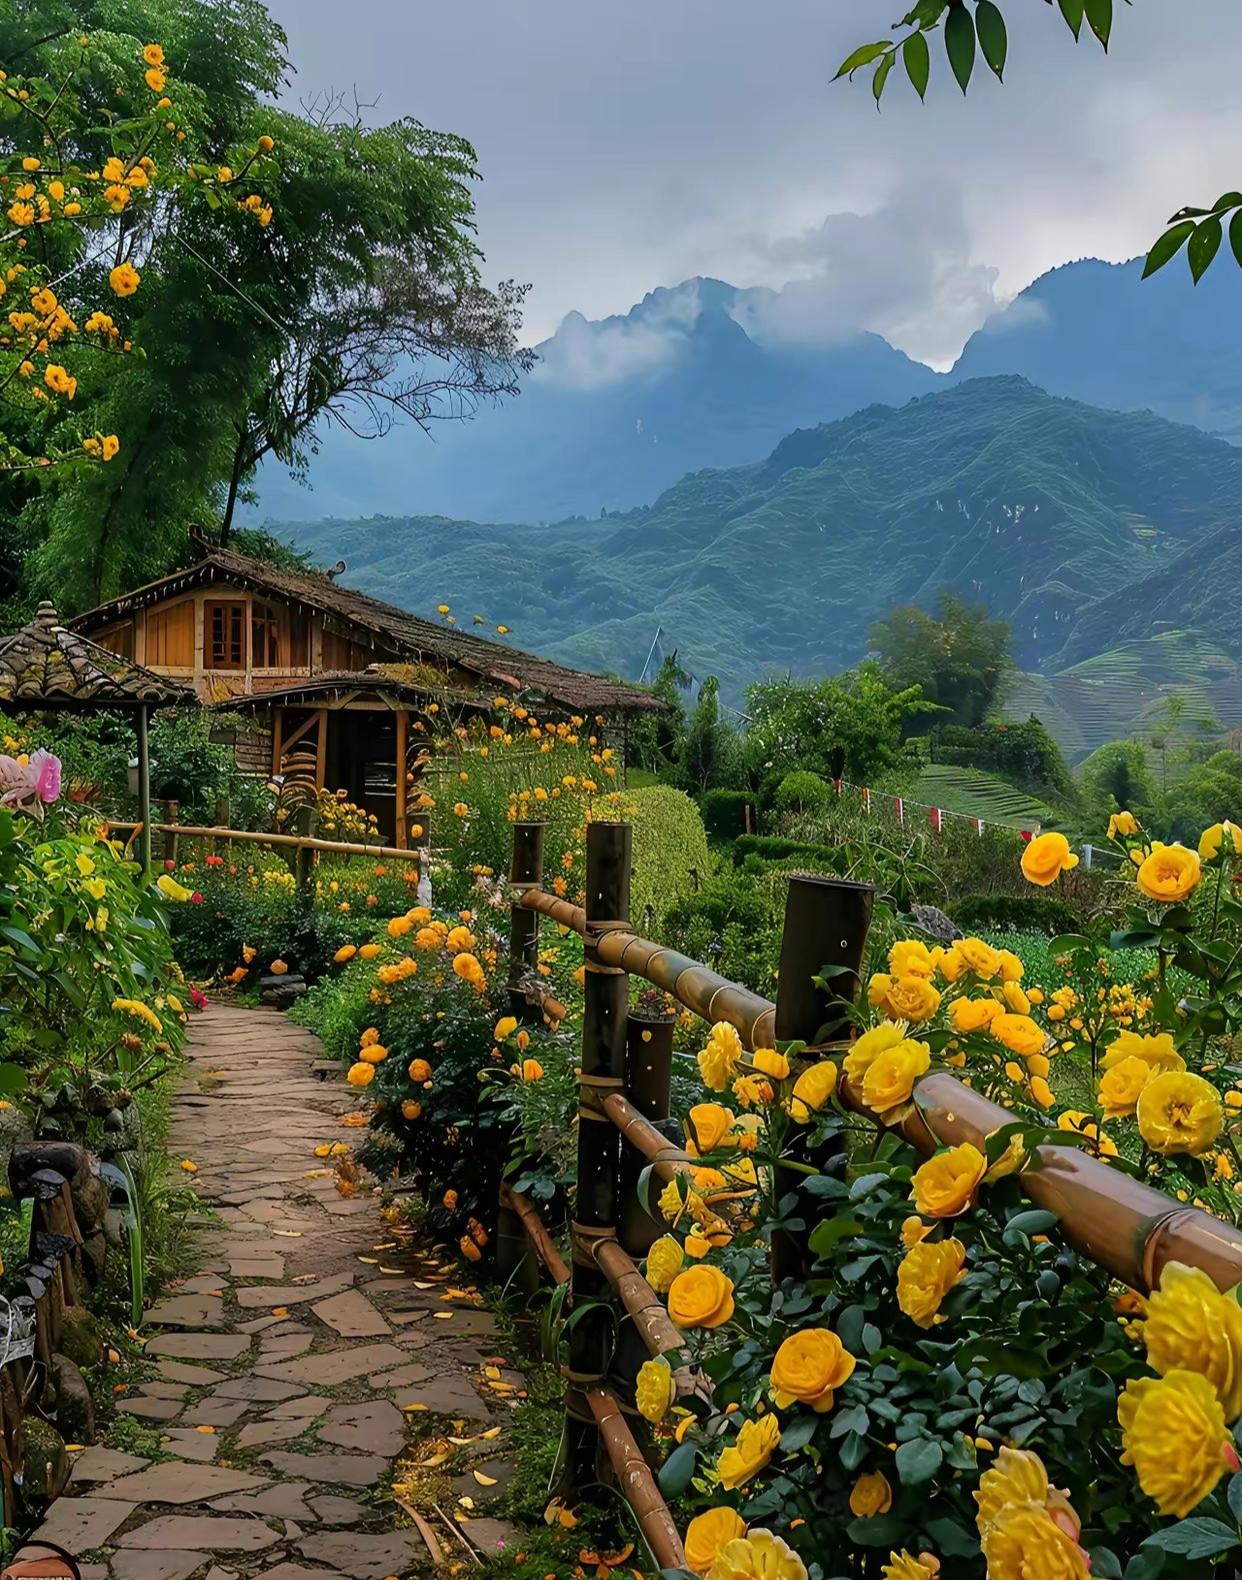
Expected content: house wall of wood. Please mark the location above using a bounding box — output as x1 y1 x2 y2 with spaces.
90 585 389 701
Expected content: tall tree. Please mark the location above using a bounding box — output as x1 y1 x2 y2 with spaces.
868 590 1011 729
2 0 531 610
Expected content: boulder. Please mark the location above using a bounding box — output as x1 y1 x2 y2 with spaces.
22 1414 69 1504
58 1305 103 1370
50 1354 95 1444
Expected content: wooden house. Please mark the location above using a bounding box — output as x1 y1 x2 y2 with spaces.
71 539 661 846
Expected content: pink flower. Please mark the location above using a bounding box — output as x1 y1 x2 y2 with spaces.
0 749 61 818
191 891 204 905
190 987 208 1010
164 859 176 871
205 854 224 867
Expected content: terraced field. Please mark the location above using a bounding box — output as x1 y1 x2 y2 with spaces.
1005 631 1242 763
913 764 1059 830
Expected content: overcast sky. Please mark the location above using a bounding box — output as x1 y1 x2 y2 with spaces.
264 1 1242 369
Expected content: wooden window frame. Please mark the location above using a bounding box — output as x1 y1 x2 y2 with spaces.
203 600 247 671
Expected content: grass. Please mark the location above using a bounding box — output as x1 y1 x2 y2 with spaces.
914 764 1059 831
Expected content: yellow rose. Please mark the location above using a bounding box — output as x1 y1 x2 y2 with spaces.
980 1504 1089 1580
990 1013 1047 1059
878 977 941 1024
901 1215 933 1250
1136 1070 1223 1157
897 1238 966 1328
1142 1262 1242 1420
956 937 1002 979
1101 1030 1184 1076
359 942 382 959
769 1327 856 1413
698 1022 744 1092
1108 809 1139 839
387 915 412 937
998 950 1024 983
706 1530 807 1580
931 944 965 983
861 1039 931 1117
688 1103 735 1152
333 944 357 964
636 1357 676 1423
684 1509 747 1577
911 1144 987 1218
1056 1110 1117 1156
868 972 894 1007
358 1044 387 1065
1029 1075 1055 1110
1119 1369 1235 1517
1199 820 1242 862
1021 831 1079 887
715 1413 781 1491
644 1238 682 1301
788 1061 838 1122
849 1470 893 1518
889 939 936 979
494 1015 518 1039
346 1061 374 1087
1002 981 1030 1016
668 1265 735 1329
880 1555 940 1580
975 1445 1054 1528
1098 1055 1156 1119
843 1022 909 1086
752 1048 790 1080
1136 842 1202 903
949 997 1002 1034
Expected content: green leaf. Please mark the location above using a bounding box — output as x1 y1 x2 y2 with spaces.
1142 220 1197 278
808 1215 862 1256
944 4 976 92
903 31 931 99
1212 191 1242 213
1083 0 1112 48
1142 1518 1239 1560
974 1 1007 79
1005 1209 1059 1235
1228 1469 1242 1524
834 41 894 80
658 1441 697 1497
1057 0 1085 37
872 50 897 105
1189 216 1223 282
845 1513 907 1547
925 1517 983 1558
0 1065 27 1096
1089 1550 1122 1580
780 1414 818 1452
894 1435 944 1485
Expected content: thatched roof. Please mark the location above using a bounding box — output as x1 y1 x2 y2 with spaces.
212 668 492 714
0 603 194 709
73 543 663 715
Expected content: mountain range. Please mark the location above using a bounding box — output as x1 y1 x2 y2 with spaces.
280 375 1242 725
254 255 1242 529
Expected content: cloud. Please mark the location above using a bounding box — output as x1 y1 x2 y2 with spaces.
727 190 1003 369
531 279 705 390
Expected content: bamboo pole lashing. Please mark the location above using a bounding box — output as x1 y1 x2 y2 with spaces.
107 822 422 863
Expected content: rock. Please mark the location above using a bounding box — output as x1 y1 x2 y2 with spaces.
30 1496 137 1550
318 1401 406 1458
296 1532 426 1579
108 1551 208 1580
146 1332 251 1362
105 1462 271 1504
50 1354 95 1445
116 1515 282 1552
57 1303 103 1369
259 1451 390 1488
22 1414 69 1502
68 1445 150 1487
310 1290 389 1339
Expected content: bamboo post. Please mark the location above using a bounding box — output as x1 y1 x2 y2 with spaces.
619 1011 675 1258
294 810 319 893
162 799 179 865
508 823 546 1022
136 704 152 875
566 820 631 1492
770 875 874 1285
394 709 409 850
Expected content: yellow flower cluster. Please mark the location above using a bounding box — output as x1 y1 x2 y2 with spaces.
974 1447 1089 1579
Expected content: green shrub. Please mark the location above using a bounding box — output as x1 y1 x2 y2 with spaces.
772 770 832 816
730 835 844 870
628 785 712 932
699 788 754 840
950 891 1085 936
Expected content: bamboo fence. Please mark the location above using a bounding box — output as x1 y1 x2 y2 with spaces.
497 818 1242 1572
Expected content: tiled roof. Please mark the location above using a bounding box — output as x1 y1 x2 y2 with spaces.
0 602 194 707
73 545 663 714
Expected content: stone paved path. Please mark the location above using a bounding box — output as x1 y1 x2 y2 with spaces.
34 1005 521 1580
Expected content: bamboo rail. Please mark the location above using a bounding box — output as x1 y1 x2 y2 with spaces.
106 821 422 863
519 865 1242 1294
499 1184 571 1286
585 1386 688 1572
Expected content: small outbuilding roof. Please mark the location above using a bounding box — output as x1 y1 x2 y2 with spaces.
0 602 195 709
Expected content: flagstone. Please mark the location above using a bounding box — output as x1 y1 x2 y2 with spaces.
310 1289 389 1338
260 1452 390 1488
307 1494 365 1526
146 1332 252 1362
117 1516 281 1552
265 1395 331 1420
295 1531 424 1578
144 1294 227 1329
236 1270 354 1309
105 1463 270 1505
212 1482 316 1522
156 1360 228 1386
67 1446 149 1486
317 1401 406 1457
255 1342 407 1388
117 1395 184 1421
108 1551 209 1580
31 1497 137 1549
158 1429 221 1463
234 1417 308 1449
183 1396 251 1428
213 1375 306 1402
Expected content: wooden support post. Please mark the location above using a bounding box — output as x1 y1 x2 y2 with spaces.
394 709 409 850
508 823 546 1022
271 706 284 777
136 704 152 876
619 1011 674 1258
314 708 329 792
294 810 319 893
770 875 874 1286
566 821 632 1493
162 800 180 866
